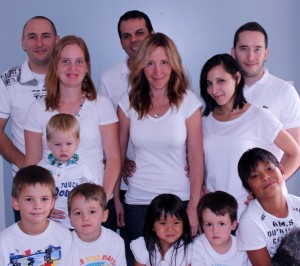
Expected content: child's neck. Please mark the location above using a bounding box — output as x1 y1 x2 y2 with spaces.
212 235 232 254
259 193 288 218
18 219 49 235
77 227 102 243
158 242 173 259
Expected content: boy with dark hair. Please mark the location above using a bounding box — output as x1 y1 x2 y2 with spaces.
0 165 75 265
193 191 250 265
68 183 126 265
237 147 300 266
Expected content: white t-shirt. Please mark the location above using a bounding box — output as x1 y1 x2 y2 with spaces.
0 60 46 172
24 95 118 184
237 194 300 257
118 90 202 204
73 226 126 266
244 68 300 159
130 236 192 266
0 220 76 265
203 104 282 218
98 57 134 190
192 234 250 266
38 157 97 228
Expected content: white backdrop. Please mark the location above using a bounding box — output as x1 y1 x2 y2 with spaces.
1 0 300 229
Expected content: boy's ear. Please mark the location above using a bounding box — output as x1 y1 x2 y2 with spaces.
75 138 80 149
102 209 109 223
279 165 285 177
12 197 20 211
231 220 238 231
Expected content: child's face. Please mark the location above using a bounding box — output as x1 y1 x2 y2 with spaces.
47 131 79 163
153 214 184 252
69 196 108 242
202 208 237 253
247 161 285 200
12 184 55 234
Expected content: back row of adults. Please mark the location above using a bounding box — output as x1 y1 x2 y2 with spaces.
1 11 300 266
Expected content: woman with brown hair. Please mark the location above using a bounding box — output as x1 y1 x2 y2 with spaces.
24 35 120 207
118 33 204 240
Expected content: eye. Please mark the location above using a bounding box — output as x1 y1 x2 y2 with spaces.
122 34 130 40
249 173 258 180
61 59 70 64
42 197 50 202
206 81 212 87
43 34 51 39
76 59 85 65
162 60 169 65
74 211 81 216
146 61 153 66
54 143 61 146
204 222 212 228
220 222 225 226
25 197 33 202
136 31 145 36
67 142 73 146
217 79 225 84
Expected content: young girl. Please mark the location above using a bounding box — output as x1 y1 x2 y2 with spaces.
130 193 193 266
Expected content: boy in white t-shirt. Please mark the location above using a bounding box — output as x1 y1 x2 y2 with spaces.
0 165 76 265
237 147 300 266
193 191 250 265
38 113 97 229
68 183 126 265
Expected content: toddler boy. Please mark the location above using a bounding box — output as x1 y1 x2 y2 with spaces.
192 190 250 265
38 113 97 228
68 183 126 265
237 147 300 266
0 165 76 265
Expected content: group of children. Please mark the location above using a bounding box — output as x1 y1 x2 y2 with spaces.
0 113 300 265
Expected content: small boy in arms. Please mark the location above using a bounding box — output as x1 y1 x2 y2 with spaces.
68 183 126 265
237 147 300 266
0 165 76 265
38 113 97 229
192 190 250 265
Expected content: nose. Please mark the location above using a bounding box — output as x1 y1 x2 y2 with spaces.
33 199 41 209
261 172 270 182
35 36 43 47
61 144 68 152
82 212 89 221
247 49 256 61
130 35 137 43
212 225 219 234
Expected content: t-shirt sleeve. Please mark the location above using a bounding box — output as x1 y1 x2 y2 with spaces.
118 92 131 118
130 237 149 264
237 209 267 252
24 99 45 133
181 90 202 119
257 107 283 144
97 95 118 125
0 77 11 119
279 83 300 129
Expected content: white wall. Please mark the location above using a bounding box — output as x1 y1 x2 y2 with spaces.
1 0 300 228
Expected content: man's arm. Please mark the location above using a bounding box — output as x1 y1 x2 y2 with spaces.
0 118 25 168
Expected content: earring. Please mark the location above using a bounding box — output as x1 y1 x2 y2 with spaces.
82 74 88 91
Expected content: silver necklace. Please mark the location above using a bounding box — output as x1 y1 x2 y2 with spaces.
154 113 160 118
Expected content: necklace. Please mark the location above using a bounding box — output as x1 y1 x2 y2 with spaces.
75 93 86 117
154 113 160 119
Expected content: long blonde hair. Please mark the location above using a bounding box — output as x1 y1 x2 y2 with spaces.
129 33 189 119
44 35 97 111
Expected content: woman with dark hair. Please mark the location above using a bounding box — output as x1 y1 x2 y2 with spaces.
200 53 299 218
24 35 120 204
118 33 203 239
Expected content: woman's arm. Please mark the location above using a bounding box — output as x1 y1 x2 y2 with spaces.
24 130 43 166
186 107 204 236
100 122 121 201
247 248 271 266
274 129 300 179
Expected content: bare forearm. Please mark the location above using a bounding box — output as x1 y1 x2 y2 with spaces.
0 132 25 168
102 157 121 201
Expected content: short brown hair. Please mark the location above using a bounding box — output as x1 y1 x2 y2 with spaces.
67 183 107 214
12 165 56 199
46 113 80 141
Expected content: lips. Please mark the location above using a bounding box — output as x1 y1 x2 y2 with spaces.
263 181 275 190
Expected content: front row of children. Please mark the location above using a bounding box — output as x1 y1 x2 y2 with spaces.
1 147 300 265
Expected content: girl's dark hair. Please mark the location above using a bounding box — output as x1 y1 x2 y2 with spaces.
143 193 192 266
238 147 280 192
200 53 246 116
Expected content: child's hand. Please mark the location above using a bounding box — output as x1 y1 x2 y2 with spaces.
114 199 125 227
50 208 65 220
187 204 199 236
244 193 254 205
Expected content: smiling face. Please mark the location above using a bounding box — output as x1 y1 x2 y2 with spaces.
153 214 183 252
57 44 88 89
69 195 108 242
12 184 55 234
143 46 172 94
202 208 237 254
206 64 240 108
47 131 79 164
247 161 285 200
120 18 152 60
232 31 268 84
